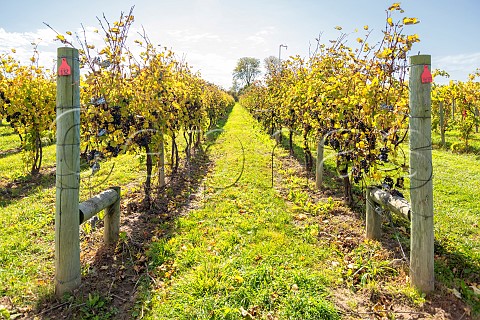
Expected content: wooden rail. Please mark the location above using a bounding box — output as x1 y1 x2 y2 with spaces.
79 187 121 245
366 187 410 239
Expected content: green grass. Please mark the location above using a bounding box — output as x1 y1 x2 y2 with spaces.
0 122 21 151
0 123 27 181
0 122 57 181
430 148 480 311
136 105 341 319
432 127 480 153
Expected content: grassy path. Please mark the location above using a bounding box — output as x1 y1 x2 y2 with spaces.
430 148 480 305
138 104 340 319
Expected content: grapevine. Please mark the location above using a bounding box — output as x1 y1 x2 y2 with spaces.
2 7 234 207
432 70 480 150
0 46 56 175
240 3 420 205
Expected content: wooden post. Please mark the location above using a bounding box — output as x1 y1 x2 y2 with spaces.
365 187 382 240
452 99 455 121
409 55 434 293
158 134 166 188
104 186 121 244
475 108 479 133
439 102 445 147
55 47 81 297
315 137 324 189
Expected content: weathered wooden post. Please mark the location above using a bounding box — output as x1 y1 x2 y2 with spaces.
409 55 434 293
315 137 324 189
439 101 445 147
157 134 166 189
55 47 81 296
452 99 455 121
475 108 479 133
365 187 381 240
104 186 121 244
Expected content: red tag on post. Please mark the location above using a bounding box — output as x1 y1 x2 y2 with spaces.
421 65 432 83
58 58 71 76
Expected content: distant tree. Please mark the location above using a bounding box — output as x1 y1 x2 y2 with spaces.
264 56 280 76
233 57 261 89
228 79 241 101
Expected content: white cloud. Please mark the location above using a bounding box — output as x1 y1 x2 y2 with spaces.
0 28 60 68
246 26 276 46
0 26 234 88
0 26 139 70
176 51 236 90
164 30 221 44
0 28 32 48
434 52 480 83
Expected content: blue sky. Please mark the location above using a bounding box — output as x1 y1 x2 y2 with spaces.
1 0 479 89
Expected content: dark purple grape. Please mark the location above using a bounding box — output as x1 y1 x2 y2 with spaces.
382 176 394 189
378 153 389 162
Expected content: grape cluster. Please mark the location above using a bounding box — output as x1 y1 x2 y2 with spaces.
321 115 405 187
380 176 406 198
379 147 389 162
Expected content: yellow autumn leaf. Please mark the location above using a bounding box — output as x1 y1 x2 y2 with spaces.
375 48 392 59
364 25 369 30
403 17 420 25
56 34 66 42
407 34 420 42
387 17 393 27
388 3 401 11
234 275 244 284
110 27 120 34
335 26 342 30
66 31 72 35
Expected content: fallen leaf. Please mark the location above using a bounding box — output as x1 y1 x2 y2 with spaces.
451 288 462 299
470 285 480 295
234 275 244 284
295 213 308 221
